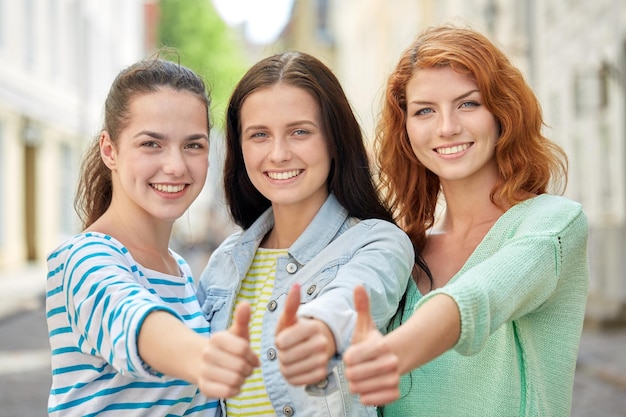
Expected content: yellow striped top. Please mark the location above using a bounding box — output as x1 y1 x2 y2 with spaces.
226 248 287 417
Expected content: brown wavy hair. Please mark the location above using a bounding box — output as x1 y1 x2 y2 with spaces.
74 54 211 229
376 25 568 254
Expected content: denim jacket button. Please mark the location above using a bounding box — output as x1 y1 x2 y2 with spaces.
286 262 298 273
315 377 329 389
306 285 316 295
282 405 294 416
267 300 277 311
267 348 277 360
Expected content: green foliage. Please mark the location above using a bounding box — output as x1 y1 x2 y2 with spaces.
158 0 248 128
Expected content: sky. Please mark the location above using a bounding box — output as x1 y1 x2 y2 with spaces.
212 0 294 44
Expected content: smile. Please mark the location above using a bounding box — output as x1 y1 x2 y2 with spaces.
266 170 303 180
151 183 186 193
435 143 472 155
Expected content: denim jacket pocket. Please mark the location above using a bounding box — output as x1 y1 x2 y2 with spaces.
200 288 231 330
304 362 377 417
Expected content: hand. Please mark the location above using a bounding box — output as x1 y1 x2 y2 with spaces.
344 285 400 405
197 302 259 398
275 284 335 385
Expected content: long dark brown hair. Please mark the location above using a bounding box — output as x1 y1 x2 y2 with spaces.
224 51 395 228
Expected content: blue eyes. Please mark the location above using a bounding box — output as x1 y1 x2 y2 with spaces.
248 129 310 140
414 101 479 116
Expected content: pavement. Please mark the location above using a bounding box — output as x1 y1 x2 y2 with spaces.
0 264 625 416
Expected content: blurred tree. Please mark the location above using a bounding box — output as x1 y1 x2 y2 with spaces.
158 0 248 127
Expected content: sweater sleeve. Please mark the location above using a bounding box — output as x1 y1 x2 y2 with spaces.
62 236 180 377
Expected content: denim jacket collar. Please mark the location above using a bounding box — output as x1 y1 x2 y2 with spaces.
237 193 349 266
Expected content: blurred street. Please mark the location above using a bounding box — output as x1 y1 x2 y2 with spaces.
1 266 625 417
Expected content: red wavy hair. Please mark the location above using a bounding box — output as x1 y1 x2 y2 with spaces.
375 25 567 252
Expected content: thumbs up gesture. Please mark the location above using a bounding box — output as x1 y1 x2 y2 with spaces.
276 283 301 334
352 284 376 343
275 284 336 385
230 300 254 340
197 302 259 398
344 286 400 405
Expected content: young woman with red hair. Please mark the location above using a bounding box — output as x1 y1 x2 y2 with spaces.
344 25 589 416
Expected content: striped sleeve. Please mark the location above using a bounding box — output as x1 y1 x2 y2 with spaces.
53 235 178 377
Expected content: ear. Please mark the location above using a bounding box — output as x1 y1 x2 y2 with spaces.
99 131 117 170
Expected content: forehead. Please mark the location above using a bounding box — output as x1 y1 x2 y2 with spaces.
406 66 478 97
241 84 320 122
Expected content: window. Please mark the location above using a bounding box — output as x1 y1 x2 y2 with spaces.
574 70 606 116
315 0 333 45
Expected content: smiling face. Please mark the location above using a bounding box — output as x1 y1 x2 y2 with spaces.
405 66 500 188
240 84 331 213
101 87 209 223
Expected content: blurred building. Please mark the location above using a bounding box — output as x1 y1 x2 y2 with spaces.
2 0 625 324
0 0 152 269
280 0 626 324
532 0 626 325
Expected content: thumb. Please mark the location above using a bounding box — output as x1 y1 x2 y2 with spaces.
229 301 252 340
276 283 301 334
352 285 373 344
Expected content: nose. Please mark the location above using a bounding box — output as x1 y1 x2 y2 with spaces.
162 148 186 176
269 137 292 163
437 111 462 138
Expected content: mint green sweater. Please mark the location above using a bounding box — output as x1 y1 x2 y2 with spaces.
382 194 589 417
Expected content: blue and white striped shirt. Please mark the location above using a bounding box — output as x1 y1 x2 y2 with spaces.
46 232 219 416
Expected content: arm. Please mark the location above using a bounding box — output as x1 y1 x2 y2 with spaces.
275 221 413 386
386 292 460 374
138 303 259 398
346 206 582 405
296 221 414 354
64 236 258 396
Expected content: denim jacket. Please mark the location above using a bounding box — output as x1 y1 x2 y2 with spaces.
197 194 413 417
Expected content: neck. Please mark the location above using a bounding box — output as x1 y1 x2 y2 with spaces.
438 175 505 234
88 204 173 256
263 199 325 249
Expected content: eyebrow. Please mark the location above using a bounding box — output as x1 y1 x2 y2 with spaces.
408 89 481 105
133 130 208 141
242 120 318 134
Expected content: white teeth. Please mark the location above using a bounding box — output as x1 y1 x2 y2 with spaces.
267 170 302 180
436 143 471 155
152 184 185 193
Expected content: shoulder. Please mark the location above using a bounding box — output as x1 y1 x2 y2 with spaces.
510 194 587 237
47 232 127 261
46 233 136 285
351 217 407 235
342 217 413 249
